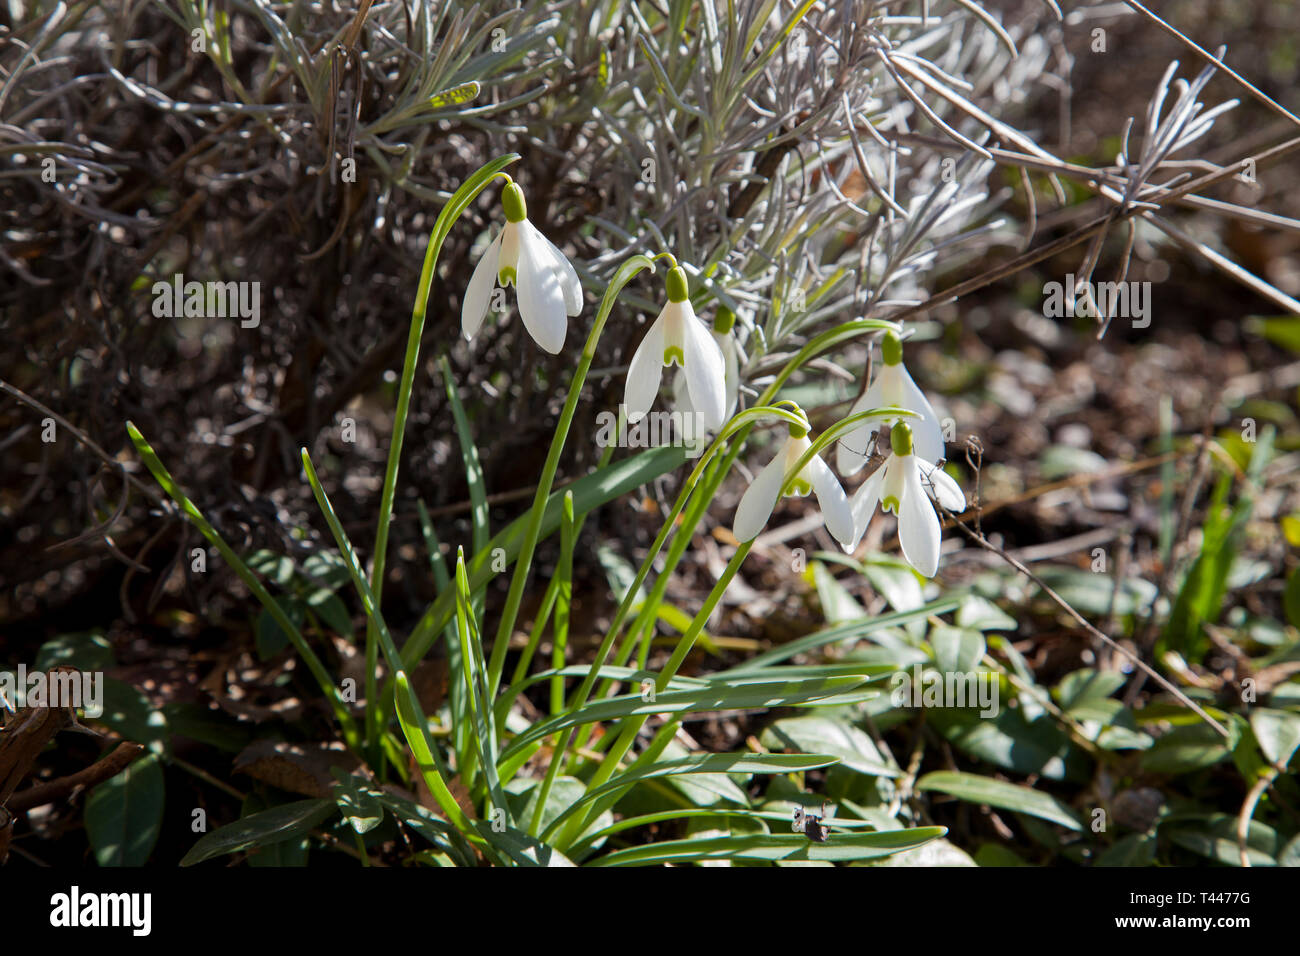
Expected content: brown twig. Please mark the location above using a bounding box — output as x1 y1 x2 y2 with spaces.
940 509 1231 739
0 380 164 507
7 742 145 813
1122 433 1214 708
1236 768 1276 868
1120 1 1300 130
884 136 1300 326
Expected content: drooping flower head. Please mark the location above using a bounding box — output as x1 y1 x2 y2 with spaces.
733 412 854 548
838 330 944 476
462 180 582 354
847 421 965 577
672 306 740 443
625 262 727 432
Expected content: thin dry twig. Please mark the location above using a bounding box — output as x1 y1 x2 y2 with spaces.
940 509 1231 739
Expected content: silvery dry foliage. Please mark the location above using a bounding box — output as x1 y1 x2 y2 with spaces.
1 0 1060 597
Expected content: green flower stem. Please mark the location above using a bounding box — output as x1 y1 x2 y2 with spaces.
546 407 798 778
551 492 576 716
552 405 892 835
366 153 519 757
656 545 751 681
566 450 723 766
780 405 917 495
301 449 478 840
633 612 657 670
484 255 657 699
126 423 361 751
562 407 800 706
627 484 716 675
624 453 727 667
545 442 736 777
755 319 900 405
505 441 615 699
553 542 752 849
453 549 507 820
511 576 561 686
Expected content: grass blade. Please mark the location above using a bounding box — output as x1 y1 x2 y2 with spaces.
503 675 869 762
916 771 1083 831
551 491 576 716
543 752 839 841
589 827 948 866
724 597 964 672
439 354 491 560
300 448 474 837
416 499 471 775
453 548 507 821
126 422 359 750
367 153 520 745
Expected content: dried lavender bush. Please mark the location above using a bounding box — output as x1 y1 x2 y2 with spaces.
3 0 1295 649
0 0 1045 625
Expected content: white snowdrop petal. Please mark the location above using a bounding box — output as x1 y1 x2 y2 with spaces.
838 379 885 476
532 223 583 316
807 455 855 548
498 221 521 279
895 363 946 464
836 424 878 478
625 311 667 423
881 454 908 513
733 449 789 542
680 304 727 431
848 465 887 551
897 464 941 577
461 232 502 340
671 366 690 412
516 231 568 353
719 333 739 423
922 461 966 512
669 369 704 442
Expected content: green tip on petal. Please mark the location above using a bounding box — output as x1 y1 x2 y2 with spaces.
788 477 813 497
882 330 903 366
788 420 809 439
502 182 527 223
713 307 735 334
666 266 689 303
889 420 913 456
663 345 686 367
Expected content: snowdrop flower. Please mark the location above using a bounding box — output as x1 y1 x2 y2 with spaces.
838 330 944 476
733 418 854 547
625 264 727 432
461 180 582 354
672 307 740 443
848 421 965 577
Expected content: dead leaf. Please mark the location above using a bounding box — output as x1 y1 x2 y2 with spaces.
411 657 449 714
1 669 78 804
233 741 363 798
410 756 475 822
